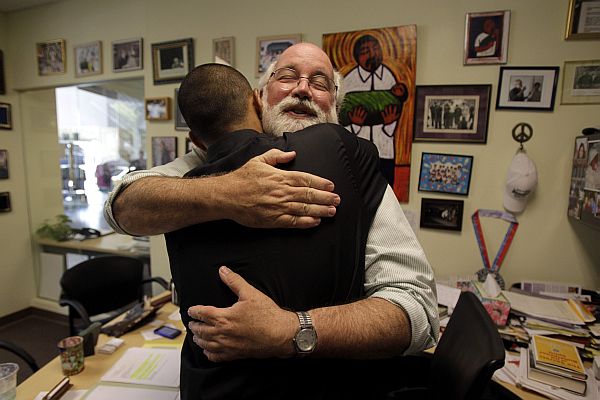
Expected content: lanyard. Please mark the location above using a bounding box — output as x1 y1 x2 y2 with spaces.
471 209 518 274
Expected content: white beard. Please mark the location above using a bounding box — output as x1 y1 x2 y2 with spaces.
261 93 338 137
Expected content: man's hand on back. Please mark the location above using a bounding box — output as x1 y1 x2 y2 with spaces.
224 149 340 229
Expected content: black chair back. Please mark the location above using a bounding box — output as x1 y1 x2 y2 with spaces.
429 290 505 400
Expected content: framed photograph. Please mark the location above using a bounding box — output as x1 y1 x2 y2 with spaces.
0 49 5 94
565 0 600 40
561 59 600 104
496 66 559 111
0 192 11 212
464 10 510 65
174 88 189 131
74 41 102 78
0 103 11 130
256 34 301 77
151 136 177 167
145 97 171 121
420 198 464 231
112 37 143 72
36 39 66 75
213 37 235 66
413 85 491 143
418 153 473 196
0 149 7 179
151 38 194 85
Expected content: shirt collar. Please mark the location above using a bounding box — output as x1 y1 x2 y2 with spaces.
357 64 384 82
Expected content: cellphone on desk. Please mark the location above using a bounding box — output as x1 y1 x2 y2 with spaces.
154 325 182 339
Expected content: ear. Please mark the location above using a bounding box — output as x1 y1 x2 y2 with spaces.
253 89 263 120
188 132 207 151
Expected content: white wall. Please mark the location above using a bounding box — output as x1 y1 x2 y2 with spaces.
0 0 598 315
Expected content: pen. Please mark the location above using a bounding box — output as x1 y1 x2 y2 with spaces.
42 376 72 400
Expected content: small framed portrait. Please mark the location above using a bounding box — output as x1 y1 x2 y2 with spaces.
145 97 171 121
174 88 189 131
496 66 559 111
152 136 177 167
464 10 510 65
0 49 5 94
213 37 235 66
36 39 66 75
0 102 11 130
112 37 143 72
256 34 301 77
413 85 491 143
418 153 474 196
420 198 464 232
151 38 194 85
0 149 8 179
561 59 600 105
0 192 11 212
565 0 600 40
74 41 102 78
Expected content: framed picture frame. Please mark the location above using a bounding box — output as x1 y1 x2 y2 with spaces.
36 39 66 75
151 136 177 167
413 84 491 143
112 37 143 72
0 149 8 179
0 192 11 212
0 49 5 94
213 37 235 66
418 152 473 196
256 34 301 77
464 10 510 65
561 59 600 105
420 198 464 231
565 0 600 40
145 97 171 121
151 38 194 85
496 66 559 111
0 102 11 130
174 88 189 131
74 41 102 78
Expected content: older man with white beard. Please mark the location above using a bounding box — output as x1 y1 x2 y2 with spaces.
104 43 437 364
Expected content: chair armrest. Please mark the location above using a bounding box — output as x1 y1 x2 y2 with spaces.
59 296 92 328
142 276 169 290
0 340 39 372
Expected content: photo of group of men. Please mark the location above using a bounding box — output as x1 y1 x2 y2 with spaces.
423 96 478 133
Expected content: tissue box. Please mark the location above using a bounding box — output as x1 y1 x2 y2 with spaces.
469 281 511 326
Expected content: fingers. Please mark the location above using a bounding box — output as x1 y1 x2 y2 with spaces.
284 169 337 194
253 149 296 166
218 266 253 298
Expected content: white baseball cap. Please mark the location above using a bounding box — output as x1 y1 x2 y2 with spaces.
504 151 538 213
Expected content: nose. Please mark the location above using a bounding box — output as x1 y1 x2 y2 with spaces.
291 77 312 100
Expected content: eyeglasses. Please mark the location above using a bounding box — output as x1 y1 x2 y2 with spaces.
269 67 337 93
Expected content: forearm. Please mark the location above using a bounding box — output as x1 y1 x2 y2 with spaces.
309 297 410 359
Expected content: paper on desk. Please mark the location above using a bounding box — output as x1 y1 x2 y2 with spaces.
100 347 180 388
168 309 181 321
435 283 461 310
502 291 585 326
84 384 178 400
34 390 87 400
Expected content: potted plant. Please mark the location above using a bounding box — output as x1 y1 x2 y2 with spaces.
36 214 73 241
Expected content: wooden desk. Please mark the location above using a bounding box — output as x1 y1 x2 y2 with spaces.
17 303 183 399
37 233 149 261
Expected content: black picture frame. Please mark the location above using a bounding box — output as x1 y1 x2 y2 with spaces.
496 66 559 111
112 37 143 73
0 192 10 212
151 38 194 85
418 152 473 196
413 85 491 143
420 198 464 231
174 88 189 131
0 149 8 179
0 103 11 130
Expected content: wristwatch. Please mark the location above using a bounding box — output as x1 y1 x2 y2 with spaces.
293 311 317 356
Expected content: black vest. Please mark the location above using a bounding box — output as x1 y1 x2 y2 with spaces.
166 123 387 400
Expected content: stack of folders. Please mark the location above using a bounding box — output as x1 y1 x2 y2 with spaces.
527 335 587 396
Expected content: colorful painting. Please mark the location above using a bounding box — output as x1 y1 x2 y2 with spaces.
418 152 473 196
323 25 417 202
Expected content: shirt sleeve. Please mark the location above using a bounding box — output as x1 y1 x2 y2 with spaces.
364 186 439 354
103 147 207 234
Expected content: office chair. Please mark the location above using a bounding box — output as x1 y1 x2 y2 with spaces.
0 340 39 373
387 291 506 400
59 255 169 336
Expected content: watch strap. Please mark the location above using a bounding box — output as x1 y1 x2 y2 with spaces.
296 311 312 329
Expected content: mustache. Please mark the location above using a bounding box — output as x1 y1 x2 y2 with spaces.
276 97 320 117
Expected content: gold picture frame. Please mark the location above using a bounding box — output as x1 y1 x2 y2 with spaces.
213 37 235 67
145 97 172 121
255 34 301 77
561 59 600 104
565 0 600 40
36 39 66 75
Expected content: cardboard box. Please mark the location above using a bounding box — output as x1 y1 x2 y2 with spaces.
469 281 511 326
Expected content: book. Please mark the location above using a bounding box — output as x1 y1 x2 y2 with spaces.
502 290 586 326
527 349 587 395
531 335 587 381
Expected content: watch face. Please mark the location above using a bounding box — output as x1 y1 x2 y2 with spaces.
296 328 317 352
